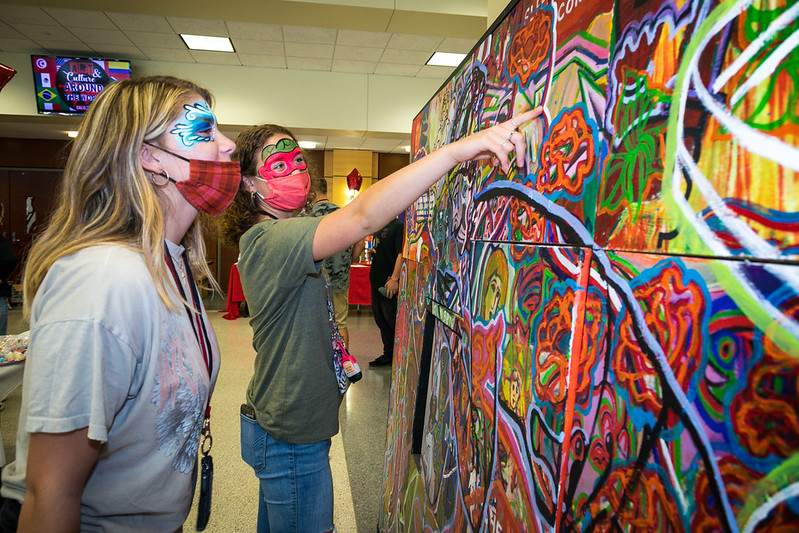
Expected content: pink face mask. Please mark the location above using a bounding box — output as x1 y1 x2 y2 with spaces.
254 138 310 211
254 170 311 211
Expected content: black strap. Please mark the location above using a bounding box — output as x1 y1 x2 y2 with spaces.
164 249 213 417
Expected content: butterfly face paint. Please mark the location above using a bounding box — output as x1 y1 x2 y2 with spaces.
254 138 310 211
170 100 217 148
258 138 306 179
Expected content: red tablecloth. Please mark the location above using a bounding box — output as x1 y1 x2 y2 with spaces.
349 263 371 306
222 263 246 320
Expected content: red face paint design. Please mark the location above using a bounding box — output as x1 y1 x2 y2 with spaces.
259 138 306 180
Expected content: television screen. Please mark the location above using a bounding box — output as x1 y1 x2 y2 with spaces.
30 55 131 115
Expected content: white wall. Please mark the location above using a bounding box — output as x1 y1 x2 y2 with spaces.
0 51 447 135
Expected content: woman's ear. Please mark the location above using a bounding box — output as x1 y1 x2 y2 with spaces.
139 143 162 175
242 176 262 193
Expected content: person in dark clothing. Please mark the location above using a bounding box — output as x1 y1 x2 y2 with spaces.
0 203 18 336
368 217 403 367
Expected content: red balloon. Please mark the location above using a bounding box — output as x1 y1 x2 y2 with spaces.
347 167 362 191
0 63 16 93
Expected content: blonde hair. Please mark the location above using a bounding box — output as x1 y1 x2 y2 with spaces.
22 75 219 318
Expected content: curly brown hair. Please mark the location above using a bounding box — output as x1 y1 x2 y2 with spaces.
219 124 302 247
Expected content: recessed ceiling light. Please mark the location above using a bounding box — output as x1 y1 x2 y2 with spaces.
67 130 78 138
426 52 466 67
180 34 235 53
298 141 317 149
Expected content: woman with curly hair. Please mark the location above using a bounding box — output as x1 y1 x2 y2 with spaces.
220 107 543 533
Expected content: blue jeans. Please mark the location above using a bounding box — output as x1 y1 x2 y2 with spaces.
240 413 334 533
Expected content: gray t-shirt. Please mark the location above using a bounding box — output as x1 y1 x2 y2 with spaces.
1 243 219 532
238 216 341 443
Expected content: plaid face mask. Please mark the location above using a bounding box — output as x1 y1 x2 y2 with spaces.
145 142 241 216
174 159 241 216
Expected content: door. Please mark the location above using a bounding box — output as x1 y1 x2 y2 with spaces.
7 170 62 283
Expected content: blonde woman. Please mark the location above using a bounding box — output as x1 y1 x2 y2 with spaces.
0 76 238 532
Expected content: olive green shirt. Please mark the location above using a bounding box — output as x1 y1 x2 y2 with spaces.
238 216 341 443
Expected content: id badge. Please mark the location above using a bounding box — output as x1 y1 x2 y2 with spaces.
196 454 213 531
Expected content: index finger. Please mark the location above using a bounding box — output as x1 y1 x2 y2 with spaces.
505 106 544 131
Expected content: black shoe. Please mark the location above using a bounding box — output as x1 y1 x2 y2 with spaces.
369 354 392 367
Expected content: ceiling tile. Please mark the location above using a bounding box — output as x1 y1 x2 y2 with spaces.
380 49 430 65
326 136 365 150
331 59 376 74
238 54 286 68
0 22 24 39
75 28 134 46
225 21 283 41
416 64 453 79
41 8 116 29
283 25 336 44
189 50 241 65
13 23 80 43
374 63 421 76
285 42 333 59
286 56 332 71
0 38 46 53
296 134 327 146
143 47 195 62
125 31 185 49
281 0 393 7
359 138 405 151
396 0 486 16
231 38 284 55
37 42 94 55
387 33 443 52
439 36 476 53
106 12 173 33
91 44 146 60
167 16 228 37
336 29 390 48
0 5 57 26
333 45 383 62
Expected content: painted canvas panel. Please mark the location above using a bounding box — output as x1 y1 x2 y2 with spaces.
595 0 799 260
469 242 593 531
382 0 799 530
562 251 799 531
382 247 799 530
381 257 429 530
405 0 613 257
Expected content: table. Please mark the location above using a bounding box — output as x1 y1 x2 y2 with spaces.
0 361 24 465
222 263 246 320
349 263 371 307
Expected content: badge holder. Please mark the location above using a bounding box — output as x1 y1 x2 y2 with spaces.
196 417 213 531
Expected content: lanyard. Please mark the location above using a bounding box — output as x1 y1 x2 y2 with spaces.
164 248 214 455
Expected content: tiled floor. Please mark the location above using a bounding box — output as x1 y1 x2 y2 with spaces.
0 303 392 533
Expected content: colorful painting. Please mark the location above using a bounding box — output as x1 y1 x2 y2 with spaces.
381 0 799 530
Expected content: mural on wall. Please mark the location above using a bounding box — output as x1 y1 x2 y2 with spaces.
381 0 799 531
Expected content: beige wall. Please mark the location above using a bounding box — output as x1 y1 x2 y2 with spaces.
487 0 512 27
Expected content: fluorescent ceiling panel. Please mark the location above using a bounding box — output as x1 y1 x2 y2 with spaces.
180 34 235 52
